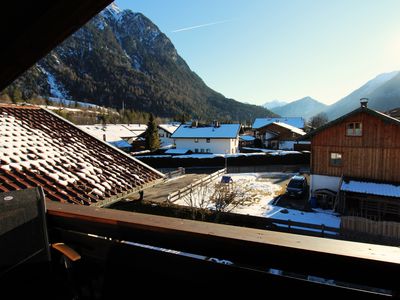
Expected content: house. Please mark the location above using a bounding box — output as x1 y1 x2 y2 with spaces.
239 135 255 148
158 123 180 147
254 122 306 150
78 123 147 151
171 123 241 154
252 117 305 130
78 123 146 142
0 104 164 206
303 99 400 220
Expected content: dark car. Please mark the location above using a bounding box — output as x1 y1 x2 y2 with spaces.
286 175 308 198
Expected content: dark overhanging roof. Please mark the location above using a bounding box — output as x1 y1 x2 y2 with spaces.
300 106 400 140
0 0 113 92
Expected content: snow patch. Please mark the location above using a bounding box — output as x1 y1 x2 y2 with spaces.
38 66 69 99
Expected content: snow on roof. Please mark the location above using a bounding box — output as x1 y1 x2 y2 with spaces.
158 123 180 134
0 105 163 205
341 179 400 198
271 122 306 135
123 124 147 132
253 117 305 129
165 148 191 154
109 140 132 149
239 135 255 141
78 124 146 142
171 124 240 139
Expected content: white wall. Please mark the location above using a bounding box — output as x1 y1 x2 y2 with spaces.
310 174 341 193
158 128 174 147
174 138 238 154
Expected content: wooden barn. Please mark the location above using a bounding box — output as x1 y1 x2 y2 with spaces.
303 99 400 220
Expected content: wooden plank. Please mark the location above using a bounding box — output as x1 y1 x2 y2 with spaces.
47 201 400 290
55 230 390 299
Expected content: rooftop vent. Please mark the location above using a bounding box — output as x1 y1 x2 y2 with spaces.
360 98 368 108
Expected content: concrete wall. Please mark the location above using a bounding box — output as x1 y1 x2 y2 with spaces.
310 174 341 193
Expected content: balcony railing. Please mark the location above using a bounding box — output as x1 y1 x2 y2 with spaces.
45 200 400 298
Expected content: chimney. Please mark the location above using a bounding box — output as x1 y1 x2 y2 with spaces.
360 98 368 108
103 134 106 141
191 120 198 128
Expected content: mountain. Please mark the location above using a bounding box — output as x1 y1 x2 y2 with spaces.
5 3 274 122
263 99 288 109
324 71 400 120
269 97 327 120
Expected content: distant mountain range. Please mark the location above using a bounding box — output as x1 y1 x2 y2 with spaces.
263 71 400 120
323 71 400 120
266 97 327 120
263 99 288 109
5 3 274 122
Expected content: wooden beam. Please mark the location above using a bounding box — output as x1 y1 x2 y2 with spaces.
46 201 400 291
0 1 113 91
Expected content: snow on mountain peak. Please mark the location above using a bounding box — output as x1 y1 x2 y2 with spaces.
101 2 123 22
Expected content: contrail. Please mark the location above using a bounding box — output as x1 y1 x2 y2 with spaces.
172 19 232 33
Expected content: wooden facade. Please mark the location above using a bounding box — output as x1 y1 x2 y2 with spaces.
310 109 400 182
257 122 305 149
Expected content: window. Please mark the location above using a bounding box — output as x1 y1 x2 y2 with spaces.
206 138 210 143
194 148 199 153
346 122 362 136
194 138 199 143
159 133 164 137
206 149 210 153
330 152 342 166
200 149 204 153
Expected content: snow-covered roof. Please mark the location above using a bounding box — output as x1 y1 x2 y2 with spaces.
239 135 255 141
123 124 147 132
172 124 241 139
109 140 132 149
165 148 191 154
0 105 163 206
78 124 146 142
341 179 400 198
270 122 306 135
158 123 179 134
253 117 305 129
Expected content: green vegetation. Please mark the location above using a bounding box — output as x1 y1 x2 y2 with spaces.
145 113 160 151
4 11 276 123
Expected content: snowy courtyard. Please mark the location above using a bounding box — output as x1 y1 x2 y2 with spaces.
174 172 341 232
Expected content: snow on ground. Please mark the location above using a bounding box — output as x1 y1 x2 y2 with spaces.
264 206 341 231
174 172 341 232
174 173 281 216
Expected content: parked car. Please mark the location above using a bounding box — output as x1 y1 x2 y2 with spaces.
286 175 308 198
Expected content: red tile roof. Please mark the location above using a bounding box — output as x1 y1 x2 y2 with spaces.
0 104 164 206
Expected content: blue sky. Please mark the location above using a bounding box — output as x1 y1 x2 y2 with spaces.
115 0 400 105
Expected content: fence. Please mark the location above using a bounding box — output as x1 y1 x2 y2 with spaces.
341 216 400 246
137 152 310 169
167 168 226 203
163 167 185 179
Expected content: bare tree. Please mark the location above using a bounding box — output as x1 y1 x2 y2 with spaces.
209 182 252 221
182 184 211 220
308 112 329 131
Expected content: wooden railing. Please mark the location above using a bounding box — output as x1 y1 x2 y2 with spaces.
46 201 400 297
163 167 185 179
167 168 226 203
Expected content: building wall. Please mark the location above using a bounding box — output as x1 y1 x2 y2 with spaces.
311 111 400 182
174 138 238 154
310 174 341 193
279 141 296 150
158 128 174 147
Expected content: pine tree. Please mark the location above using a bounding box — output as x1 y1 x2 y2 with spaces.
145 113 160 151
